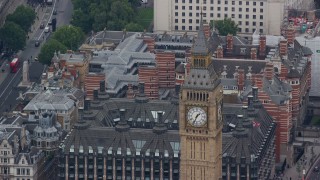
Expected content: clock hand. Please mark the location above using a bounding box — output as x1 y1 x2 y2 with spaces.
193 113 200 124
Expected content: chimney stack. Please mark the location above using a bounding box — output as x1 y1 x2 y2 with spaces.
139 82 145 95
264 62 274 80
226 34 233 54
237 69 244 91
250 48 257 60
279 39 288 56
115 109 130 132
203 23 211 38
286 26 295 44
248 95 254 109
100 80 105 92
93 88 99 100
252 87 259 102
216 46 224 58
84 98 91 110
259 36 266 57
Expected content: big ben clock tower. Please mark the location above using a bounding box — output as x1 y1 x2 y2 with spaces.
179 16 223 180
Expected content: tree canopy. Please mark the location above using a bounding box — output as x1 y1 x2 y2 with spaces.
71 0 144 33
125 22 144 32
6 5 36 32
211 18 238 36
52 25 85 51
0 22 26 52
38 39 67 65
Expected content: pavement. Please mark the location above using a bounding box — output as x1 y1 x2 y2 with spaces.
280 142 320 180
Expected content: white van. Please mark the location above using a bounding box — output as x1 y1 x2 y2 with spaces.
44 26 50 33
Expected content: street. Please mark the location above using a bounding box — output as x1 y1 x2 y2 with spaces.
0 0 73 114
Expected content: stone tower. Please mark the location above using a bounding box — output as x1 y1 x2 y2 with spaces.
179 14 223 180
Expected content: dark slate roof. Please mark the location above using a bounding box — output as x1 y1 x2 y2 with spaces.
212 58 266 78
192 19 209 55
61 121 180 158
183 62 220 90
222 103 276 164
175 63 185 74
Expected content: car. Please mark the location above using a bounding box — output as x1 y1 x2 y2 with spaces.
44 26 50 33
314 166 319 172
34 57 38 61
35 41 40 47
40 23 45 29
53 9 57 15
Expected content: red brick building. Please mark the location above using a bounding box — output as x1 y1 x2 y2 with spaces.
138 66 159 99
156 51 175 88
84 73 105 99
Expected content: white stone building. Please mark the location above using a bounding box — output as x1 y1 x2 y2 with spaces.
154 0 314 36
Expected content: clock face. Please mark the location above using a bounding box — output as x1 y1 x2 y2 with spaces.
187 107 207 127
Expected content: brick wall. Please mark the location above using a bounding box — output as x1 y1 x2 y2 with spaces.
84 73 105 99
156 51 175 88
139 66 159 99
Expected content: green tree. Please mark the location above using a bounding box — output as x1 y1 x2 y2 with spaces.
125 22 144 32
71 9 93 33
38 39 67 65
0 22 26 52
52 25 85 51
6 5 36 32
211 18 238 36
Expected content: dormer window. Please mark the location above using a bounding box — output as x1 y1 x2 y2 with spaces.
240 48 246 54
22 159 25 164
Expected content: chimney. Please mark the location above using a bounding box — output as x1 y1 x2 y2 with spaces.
153 111 167 134
248 95 254 109
93 88 99 100
13 135 19 155
237 69 244 91
84 98 91 110
115 109 130 132
28 111 36 121
99 80 105 92
216 45 224 58
139 82 145 95
250 48 257 60
286 26 295 44
279 39 288 56
253 73 263 89
242 106 248 118
264 62 274 80
259 35 266 57
226 34 233 53
203 23 211 38
252 86 259 102
175 84 181 96
126 84 134 99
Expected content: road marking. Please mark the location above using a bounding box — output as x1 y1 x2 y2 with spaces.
37 0 57 41
0 68 21 99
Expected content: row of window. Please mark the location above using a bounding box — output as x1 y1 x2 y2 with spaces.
175 11 264 20
175 5 264 13
0 150 10 155
174 25 264 33
175 18 264 27
16 168 31 175
175 0 264 6
0 158 9 163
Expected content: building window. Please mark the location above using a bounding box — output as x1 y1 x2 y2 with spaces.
203 0 207 4
260 9 263 13
263 100 269 104
17 168 20 175
182 19 185 23
182 26 185 30
245 28 249 32
203 13 207 17
260 2 264 6
196 0 199 3
218 0 221 4
175 12 178 16
189 19 192 23
189 12 192 17
224 14 228 18
252 22 256 26
182 6 185 10
253 8 256 12
260 15 263 19
196 13 199 17
231 14 235 18
189 6 192 10
245 21 249 25
218 7 221 11
252 28 256 33
232 1 235 5
196 6 199 10
253 15 256 19
232 7 235 11
189 0 192 3
175 6 178 10
239 8 242 12
233 86 238 90
175 19 178 23
210 0 213 4
225 1 228 4
210 13 213 17
224 7 228 11
196 19 199 23
196 26 199 30
238 28 242 32
182 12 185 16
189 26 192 30
217 13 221 18
238 21 242 25
246 8 249 12
246 1 249 5
175 26 178 30
253 2 256 6
239 1 242 5
246 15 249 19
260 22 263 26
260 29 263 33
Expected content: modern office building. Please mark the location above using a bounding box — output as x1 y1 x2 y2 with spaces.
154 0 314 36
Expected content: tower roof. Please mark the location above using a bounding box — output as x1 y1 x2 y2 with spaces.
191 12 209 55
